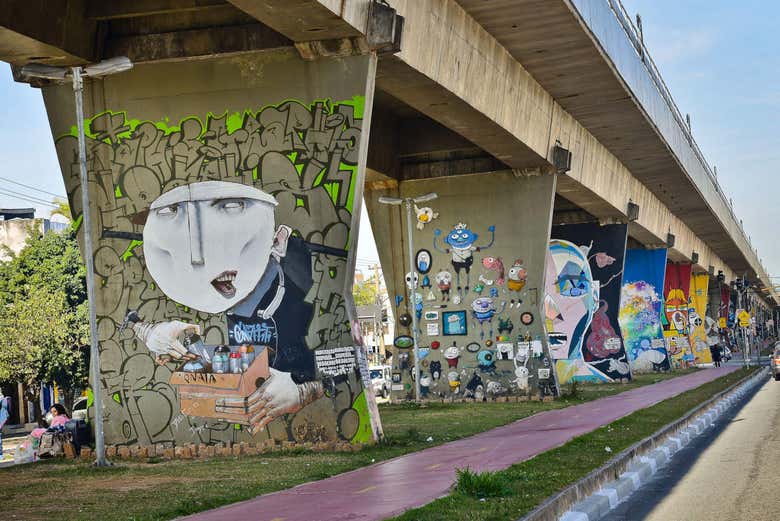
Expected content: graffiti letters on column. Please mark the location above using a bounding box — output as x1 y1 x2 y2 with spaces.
56 100 374 446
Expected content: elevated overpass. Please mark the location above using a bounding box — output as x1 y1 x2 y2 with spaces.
0 0 775 444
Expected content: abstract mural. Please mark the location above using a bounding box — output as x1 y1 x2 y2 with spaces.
663 263 693 366
46 53 380 447
619 249 670 372
687 273 712 364
546 223 630 383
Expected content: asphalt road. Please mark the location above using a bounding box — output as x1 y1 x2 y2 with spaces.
603 373 780 521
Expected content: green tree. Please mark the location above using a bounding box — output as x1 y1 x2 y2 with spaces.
0 228 88 421
353 276 380 307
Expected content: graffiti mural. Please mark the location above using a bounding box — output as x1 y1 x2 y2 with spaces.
53 91 377 446
663 263 693 366
619 249 671 372
547 224 630 383
688 273 712 364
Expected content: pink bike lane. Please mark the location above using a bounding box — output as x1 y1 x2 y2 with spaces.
180 366 737 521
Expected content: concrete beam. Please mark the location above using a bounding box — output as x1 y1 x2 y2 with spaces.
0 0 97 65
86 0 226 20
380 0 741 288
104 23 291 63
226 0 369 41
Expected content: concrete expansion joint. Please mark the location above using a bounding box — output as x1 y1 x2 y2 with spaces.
551 370 769 521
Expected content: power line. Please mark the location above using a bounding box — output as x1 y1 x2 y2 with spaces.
0 176 66 199
0 189 58 208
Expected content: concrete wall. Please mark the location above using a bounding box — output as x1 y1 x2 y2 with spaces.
0 218 38 260
366 171 559 400
41 49 380 447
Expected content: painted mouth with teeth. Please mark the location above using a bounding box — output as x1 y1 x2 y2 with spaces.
211 270 238 298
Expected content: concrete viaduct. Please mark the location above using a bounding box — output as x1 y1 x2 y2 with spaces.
0 0 775 442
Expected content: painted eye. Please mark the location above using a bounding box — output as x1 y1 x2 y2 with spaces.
216 199 246 213
450 233 459 241
156 204 179 217
461 233 469 239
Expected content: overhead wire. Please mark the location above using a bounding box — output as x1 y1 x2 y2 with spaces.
0 189 58 208
0 176 66 199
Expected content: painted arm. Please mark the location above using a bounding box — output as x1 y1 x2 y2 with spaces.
476 225 496 250
433 229 448 254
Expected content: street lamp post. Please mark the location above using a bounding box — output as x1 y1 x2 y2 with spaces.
378 192 438 402
20 57 134 467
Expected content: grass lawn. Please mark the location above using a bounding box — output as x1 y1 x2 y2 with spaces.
389 366 758 521
0 369 702 521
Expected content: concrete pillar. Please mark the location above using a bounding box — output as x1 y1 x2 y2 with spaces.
547 223 630 383
40 49 381 446
366 171 558 400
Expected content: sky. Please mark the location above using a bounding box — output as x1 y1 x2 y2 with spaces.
1 0 777 276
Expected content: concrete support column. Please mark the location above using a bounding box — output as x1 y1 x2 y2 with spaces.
40 48 381 447
366 171 558 400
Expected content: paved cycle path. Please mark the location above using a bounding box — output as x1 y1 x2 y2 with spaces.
180 366 737 521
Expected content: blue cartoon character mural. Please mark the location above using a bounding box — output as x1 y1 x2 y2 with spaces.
470 296 506 340
433 223 496 297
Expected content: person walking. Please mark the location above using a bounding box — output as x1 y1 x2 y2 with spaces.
712 344 723 368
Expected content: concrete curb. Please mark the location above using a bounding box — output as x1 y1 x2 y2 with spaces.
519 367 769 521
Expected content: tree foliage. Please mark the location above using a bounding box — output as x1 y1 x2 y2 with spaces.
353 276 380 307
0 226 88 420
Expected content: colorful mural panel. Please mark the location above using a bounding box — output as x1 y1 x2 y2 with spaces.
546 223 630 383
688 273 711 364
663 263 693 366
619 249 670 372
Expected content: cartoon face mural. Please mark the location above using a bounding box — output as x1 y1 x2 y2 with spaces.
544 240 598 357
663 263 693 363
143 182 279 314
48 51 379 449
434 223 495 294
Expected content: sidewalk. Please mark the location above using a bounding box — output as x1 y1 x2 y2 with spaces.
180 366 737 521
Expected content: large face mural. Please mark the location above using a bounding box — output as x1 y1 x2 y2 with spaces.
543 239 601 383
143 182 278 314
47 53 379 447
663 263 693 365
549 223 630 383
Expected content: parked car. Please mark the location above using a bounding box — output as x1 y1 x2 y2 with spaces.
369 365 392 398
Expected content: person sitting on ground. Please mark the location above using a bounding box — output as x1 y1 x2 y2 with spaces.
30 404 70 439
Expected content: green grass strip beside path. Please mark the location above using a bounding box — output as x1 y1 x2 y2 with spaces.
388 367 760 521
0 370 703 521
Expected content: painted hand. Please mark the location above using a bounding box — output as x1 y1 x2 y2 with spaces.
140 320 201 364
241 369 324 434
433 228 442 236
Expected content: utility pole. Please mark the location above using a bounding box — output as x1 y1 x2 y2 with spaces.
373 264 386 363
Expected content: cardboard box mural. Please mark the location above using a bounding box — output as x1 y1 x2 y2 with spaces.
42 51 380 446
687 273 712 365
546 223 630 384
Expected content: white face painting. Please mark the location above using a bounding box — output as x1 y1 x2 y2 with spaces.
143 181 278 314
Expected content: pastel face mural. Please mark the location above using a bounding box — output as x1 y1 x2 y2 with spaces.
144 182 279 314
544 239 599 382
549 223 630 383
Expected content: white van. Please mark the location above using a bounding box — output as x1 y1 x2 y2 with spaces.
369 365 392 398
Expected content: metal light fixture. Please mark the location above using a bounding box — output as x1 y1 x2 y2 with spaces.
378 192 438 402
20 57 134 467
626 201 640 222
691 251 699 264
666 233 676 248
553 140 572 174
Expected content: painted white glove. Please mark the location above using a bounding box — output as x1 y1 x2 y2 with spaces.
134 320 201 361
216 368 323 434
